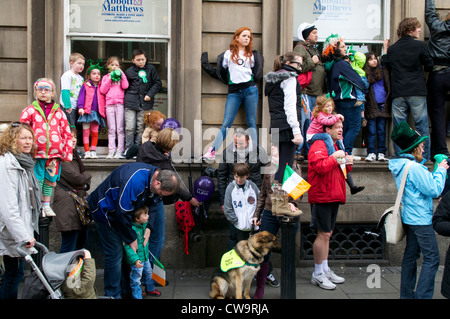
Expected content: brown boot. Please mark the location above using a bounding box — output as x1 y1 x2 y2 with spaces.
276 195 303 217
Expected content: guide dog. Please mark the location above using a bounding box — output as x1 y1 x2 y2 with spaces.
209 231 277 299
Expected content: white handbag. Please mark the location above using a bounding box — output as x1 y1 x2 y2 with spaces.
377 161 413 244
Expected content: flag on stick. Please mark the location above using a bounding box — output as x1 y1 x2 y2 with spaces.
150 252 166 287
282 165 311 200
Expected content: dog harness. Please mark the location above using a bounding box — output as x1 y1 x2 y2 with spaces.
220 249 258 272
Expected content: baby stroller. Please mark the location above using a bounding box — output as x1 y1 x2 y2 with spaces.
16 241 85 299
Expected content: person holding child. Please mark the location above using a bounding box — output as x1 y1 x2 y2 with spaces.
363 49 391 162
201 27 264 159
252 147 302 299
124 206 161 298
20 78 73 217
100 56 129 159
124 49 162 155
60 52 85 127
322 34 367 157
307 93 364 195
77 60 106 159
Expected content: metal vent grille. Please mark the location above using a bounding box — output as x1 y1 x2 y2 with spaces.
300 224 385 260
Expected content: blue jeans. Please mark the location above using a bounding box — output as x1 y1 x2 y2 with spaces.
335 99 361 155
94 219 125 299
0 256 24 299
299 94 316 157
260 209 299 262
392 96 430 161
149 200 165 263
129 260 155 299
212 85 259 150
400 224 440 299
366 104 387 155
59 229 87 253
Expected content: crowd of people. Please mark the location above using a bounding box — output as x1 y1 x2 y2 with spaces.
0 0 449 300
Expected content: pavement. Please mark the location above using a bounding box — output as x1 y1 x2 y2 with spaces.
92 265 447 300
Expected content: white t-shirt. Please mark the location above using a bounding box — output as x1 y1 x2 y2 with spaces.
60 70 84 109
222 50 255 85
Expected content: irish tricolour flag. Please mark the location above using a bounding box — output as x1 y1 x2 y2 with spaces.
282 165 311 200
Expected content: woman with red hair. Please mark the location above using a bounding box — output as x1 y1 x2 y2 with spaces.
201 27 264 159
322 34 367 156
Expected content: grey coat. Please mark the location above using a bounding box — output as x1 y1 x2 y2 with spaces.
0 152 36 257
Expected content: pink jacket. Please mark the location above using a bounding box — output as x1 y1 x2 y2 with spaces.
20 101 73 161
99 71 129 106
78 81 106 118
307 112 341 135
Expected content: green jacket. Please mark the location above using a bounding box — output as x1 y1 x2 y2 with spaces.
123 222 150 265
293 41 326 96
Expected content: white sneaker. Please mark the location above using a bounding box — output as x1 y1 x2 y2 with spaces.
324 269 345 284
106 152 115 159
84 151 91 159
377 153 388 162
311 272 336 290
42 205 56 217
352 155 362 161
90 151 98 159
114 152 125 159
365 153 376 162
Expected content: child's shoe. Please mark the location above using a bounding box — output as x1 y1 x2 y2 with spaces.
106 151 115 159
365 153 376 162
350 186 365 195
377 153 388 162
42 205 56 217
145 289 161 297
202 147 216 160
90 151 98 159
84 151 91 159
114 152 125 159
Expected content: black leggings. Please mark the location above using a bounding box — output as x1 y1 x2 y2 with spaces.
275 141 296 182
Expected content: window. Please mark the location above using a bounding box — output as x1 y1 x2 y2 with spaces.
65 0 170 150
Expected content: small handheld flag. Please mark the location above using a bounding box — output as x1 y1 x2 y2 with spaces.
282 165 311 200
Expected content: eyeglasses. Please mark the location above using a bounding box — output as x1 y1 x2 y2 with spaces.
35 86 52 93
289 61 302 69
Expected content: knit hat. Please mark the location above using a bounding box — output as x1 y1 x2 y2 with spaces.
391 121 428 154
322 34 344 58
297 23 317 41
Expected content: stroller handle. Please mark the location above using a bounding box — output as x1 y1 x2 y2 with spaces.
16 241 49 257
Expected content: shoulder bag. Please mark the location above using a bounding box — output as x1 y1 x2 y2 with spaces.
377 161 413 244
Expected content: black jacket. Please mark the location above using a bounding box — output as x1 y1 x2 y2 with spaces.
426 0 450 67
136 141 193 204
264 65 302 138
124 63 162 111
432 190 450 299
217 143 269 206
381 36 433 98
201 50 264 85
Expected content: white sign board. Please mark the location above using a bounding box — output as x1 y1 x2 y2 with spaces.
294 0 384 42
69 0 169 36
